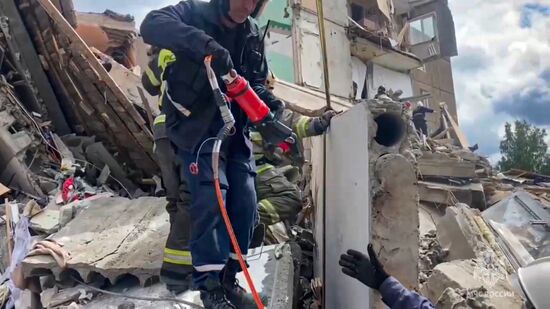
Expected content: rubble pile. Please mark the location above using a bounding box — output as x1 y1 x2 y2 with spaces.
418 230 447 285
0 1 313 308
413 104 550 308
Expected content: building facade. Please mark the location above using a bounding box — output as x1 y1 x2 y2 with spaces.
260 0 459 133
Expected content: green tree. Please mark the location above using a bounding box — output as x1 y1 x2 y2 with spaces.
498 120 550 173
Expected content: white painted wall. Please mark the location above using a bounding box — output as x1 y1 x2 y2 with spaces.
365 62 414 99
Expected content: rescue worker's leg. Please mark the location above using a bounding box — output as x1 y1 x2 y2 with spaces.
153 120 193 292
160 184 193 293
221 153 262 308
256 165 302 226
152 120 180 209
180 152 232 303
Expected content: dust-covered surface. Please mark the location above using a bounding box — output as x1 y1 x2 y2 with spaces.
22 197 169 286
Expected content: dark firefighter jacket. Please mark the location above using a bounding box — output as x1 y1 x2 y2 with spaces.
140 0 279 153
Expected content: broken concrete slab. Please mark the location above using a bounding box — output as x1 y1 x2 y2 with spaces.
22 197 169 286
418 156 476 178
419 181 486 210
84 244 295 308
421 259 523 308
436 204 512 273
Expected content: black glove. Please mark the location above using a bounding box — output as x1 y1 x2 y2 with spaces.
270 99 285 117
339 244 389 290
205 40 233 76
313 110 337 134
255 113 295 146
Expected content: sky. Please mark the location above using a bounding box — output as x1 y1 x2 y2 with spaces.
74 0 550 163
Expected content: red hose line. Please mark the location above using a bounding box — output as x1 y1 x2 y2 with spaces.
214 178 265 309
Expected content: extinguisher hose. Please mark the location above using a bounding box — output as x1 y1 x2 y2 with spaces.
211 140 265 309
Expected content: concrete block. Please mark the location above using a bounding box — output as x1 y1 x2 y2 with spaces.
422 260 523 308
372 153 419 290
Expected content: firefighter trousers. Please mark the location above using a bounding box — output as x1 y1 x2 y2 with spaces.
256 164 302 226
153 119 193 289
180 149 258 290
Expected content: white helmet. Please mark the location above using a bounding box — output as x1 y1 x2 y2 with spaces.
417 101 424 108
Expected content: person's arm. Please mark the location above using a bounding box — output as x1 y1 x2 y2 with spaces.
284 109 336 138
379 277 435 309
141 56 162 97
339 244 435 309
140 2 233 75
421 106 434 113
141 3 210 62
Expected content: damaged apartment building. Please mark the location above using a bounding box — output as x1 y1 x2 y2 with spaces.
1 0 549 308
260 0 458 131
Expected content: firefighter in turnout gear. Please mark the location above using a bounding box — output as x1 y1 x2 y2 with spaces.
252 105 336 233
141 0 279 306
142 49 194 293
252 72 336 234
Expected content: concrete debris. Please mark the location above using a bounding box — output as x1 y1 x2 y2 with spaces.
30 209 61 234
421 259 523 309
419 230 448 285
81 244 297 308
41 285 96 308
22 196 169 286
436 204 512 273
435 287 494 309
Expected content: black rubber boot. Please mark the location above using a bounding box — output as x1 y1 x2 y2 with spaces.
161 269 192 295
200 286 236 309
221 260 263 309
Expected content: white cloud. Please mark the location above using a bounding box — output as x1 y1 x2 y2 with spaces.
449 0 550 159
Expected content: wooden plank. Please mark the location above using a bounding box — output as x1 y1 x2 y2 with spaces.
418 157 476 178
0 183 10 197
37 0 153 139
442 103 469 149
0 0 70 134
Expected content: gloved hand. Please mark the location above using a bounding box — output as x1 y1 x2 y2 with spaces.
255 113 296 146
339 244 389 290
205 40 233 76
270 99 285 117
313 110 337 134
